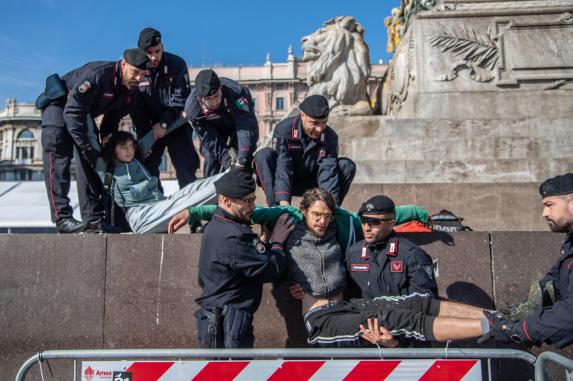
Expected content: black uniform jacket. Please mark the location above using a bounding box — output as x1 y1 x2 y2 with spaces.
196 207 287 314
185 78 258 166
272 115 340 203
131 51 190 135
520 232 573 348
345 231 438 299
58 61 138 148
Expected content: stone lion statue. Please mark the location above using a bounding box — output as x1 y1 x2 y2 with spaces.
301 16 372 115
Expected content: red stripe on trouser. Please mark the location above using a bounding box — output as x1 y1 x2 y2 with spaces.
267 361 325 381
343 360 400 380
48 152 59 221
192 361 249 381
126 361 174 381
419 360 477 381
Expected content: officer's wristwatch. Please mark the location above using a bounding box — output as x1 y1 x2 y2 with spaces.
160 122 167 129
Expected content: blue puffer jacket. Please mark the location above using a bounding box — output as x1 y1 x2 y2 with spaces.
111 159 165 208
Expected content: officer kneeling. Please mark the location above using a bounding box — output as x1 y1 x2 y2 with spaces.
195 169 294 348
254 95 356 206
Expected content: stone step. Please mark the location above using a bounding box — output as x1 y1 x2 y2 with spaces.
353 158 572 183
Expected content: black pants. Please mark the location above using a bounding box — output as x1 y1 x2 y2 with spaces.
41 125 74 222
254 147 356 206
303 294 440 347
195 306 254 348
194 126 235 177
143 124 199 189
42 103 105 224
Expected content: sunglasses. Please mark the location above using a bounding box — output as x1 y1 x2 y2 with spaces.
359 216 394 226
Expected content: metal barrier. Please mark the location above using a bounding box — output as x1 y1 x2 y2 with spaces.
534 351 573 381
16 348 537 381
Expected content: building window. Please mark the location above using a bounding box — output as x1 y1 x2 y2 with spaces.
17 129 35 139
17 147 33 160
276 97 284 111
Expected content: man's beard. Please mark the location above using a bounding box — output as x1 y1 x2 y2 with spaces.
547 219 573 233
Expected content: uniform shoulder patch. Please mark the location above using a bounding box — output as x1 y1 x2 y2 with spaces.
78 80 92 93
235 96 250 112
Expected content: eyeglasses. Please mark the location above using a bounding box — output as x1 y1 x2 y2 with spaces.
359 216 394 226
309 211 334 222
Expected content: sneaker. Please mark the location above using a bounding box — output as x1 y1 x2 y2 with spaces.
499 281 543 320
83 220 124 234
55 217 84 234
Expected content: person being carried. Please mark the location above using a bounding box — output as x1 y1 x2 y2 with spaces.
100 131 221 234
171 189 497 347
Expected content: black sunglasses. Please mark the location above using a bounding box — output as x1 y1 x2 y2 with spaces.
359 216 394 226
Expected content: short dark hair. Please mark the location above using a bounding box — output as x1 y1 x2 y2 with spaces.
103 131 143 167
299 188 336 214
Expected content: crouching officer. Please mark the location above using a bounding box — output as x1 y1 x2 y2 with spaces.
131 27 199 188
254 95 356 206
195 169 294 348
36 48 148 233
480 173 573 348
346 195 438 299
184 69 259 176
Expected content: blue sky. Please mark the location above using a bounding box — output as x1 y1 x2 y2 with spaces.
0 0 400 104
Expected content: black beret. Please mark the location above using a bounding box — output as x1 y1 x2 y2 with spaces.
123 48 149 70
300 95 329 119
539 173 573 198
358 195 395 216
215 169 256 198
195 69 221 97
138 27 162 51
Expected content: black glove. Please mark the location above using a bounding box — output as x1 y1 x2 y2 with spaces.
80 144 100 168
478 311 525 344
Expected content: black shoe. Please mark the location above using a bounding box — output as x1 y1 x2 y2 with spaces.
191 221 204 234
83 220 124 234
56 217 84 234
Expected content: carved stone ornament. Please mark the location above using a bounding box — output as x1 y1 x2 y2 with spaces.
301 16 372 116
427 25 499 83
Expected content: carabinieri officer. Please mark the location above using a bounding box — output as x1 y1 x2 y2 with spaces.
195 169 294 348
131 27 200 188
184 69 259 176
36 48 148 233
346 195 438 299
254 95 356 206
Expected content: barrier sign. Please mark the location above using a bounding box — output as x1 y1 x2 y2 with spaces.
81 359 481 380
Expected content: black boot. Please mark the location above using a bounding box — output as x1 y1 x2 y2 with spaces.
191 221 204 233
83 219 124 234
55 217 84 234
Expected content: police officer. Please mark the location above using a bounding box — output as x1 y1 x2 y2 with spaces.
481 173 573 348
346 195 438 299
36 49 148 233
254 95 356 206
184 69 258 176
195 169 293 348
131 27 200 188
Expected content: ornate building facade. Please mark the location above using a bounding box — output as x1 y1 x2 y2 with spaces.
0 99 43 181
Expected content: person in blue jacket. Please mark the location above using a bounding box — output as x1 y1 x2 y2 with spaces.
253 95 356 206
100 131 222 234
481 173 573 348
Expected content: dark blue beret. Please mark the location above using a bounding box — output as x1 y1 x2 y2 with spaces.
540 173 573 198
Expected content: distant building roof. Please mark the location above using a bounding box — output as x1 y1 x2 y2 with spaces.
0 99 41 122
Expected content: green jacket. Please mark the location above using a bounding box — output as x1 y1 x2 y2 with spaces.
187 204 429 255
